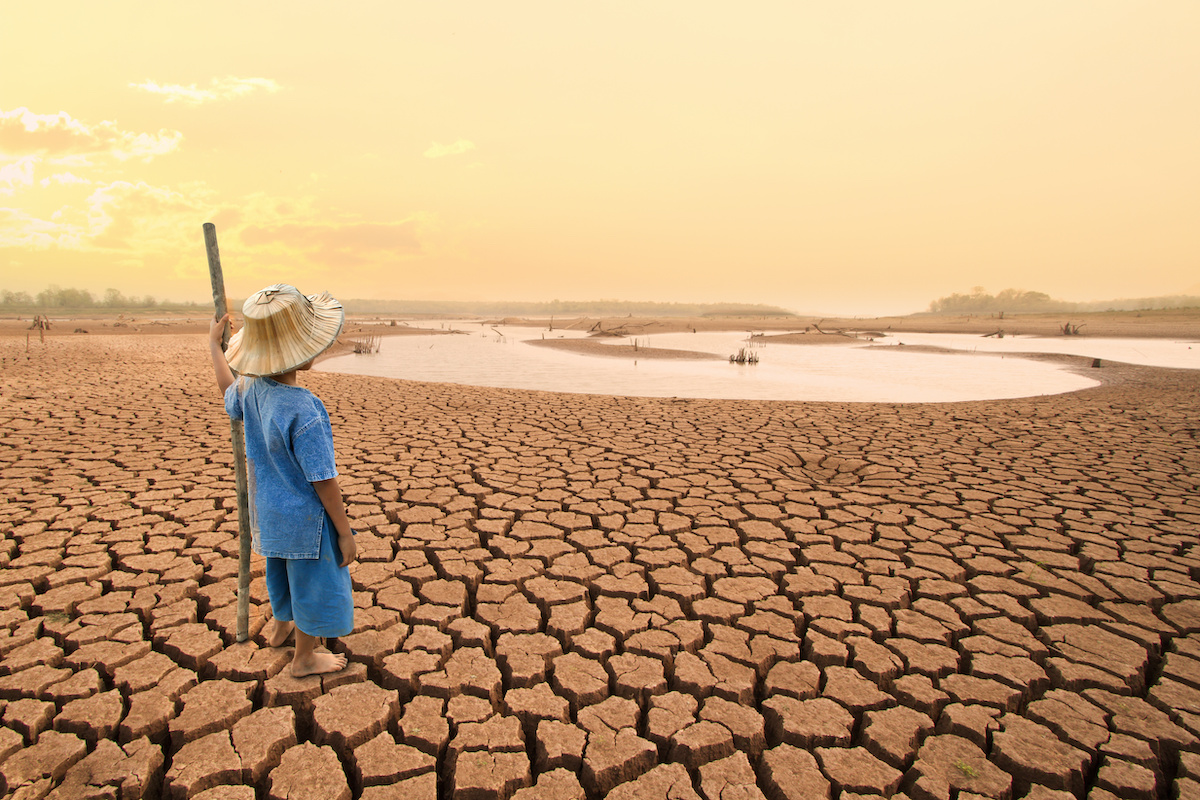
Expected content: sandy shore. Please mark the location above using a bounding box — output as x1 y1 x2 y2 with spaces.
817 308 1200 340
527 338 725 361
483 308 1200 340
1 326 1199 798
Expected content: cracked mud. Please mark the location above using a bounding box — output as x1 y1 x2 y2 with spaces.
1 333 1199 799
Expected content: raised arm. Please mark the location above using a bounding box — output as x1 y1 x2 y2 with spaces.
209 314 236 395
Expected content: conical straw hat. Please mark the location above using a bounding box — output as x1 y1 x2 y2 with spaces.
225 284 345 376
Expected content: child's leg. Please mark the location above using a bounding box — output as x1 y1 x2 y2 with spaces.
266 618 294 647
264 557 295 647
281 525 354 676
292 628 347 676
264 554 337 650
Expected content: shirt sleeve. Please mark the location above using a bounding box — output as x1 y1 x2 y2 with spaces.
223 378 244 421
293 410 338 483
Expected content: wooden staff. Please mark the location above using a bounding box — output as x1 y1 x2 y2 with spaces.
204 222 253 643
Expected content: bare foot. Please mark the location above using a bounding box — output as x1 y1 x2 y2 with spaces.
291 650 347 677
265 618 294 647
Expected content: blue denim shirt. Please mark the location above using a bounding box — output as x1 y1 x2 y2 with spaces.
224 377 338 559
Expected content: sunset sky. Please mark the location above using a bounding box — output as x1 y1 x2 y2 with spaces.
2 3 1197 315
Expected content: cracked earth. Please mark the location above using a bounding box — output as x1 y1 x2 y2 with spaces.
1 333 1198 799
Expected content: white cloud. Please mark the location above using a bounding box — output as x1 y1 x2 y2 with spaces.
39 172 90 188
115 130 183 161
45 154 94 169
0 156 38 195
0 205 87 248
424 139 476 159
0 107 181 162
0 179 208 252
129 76 281 105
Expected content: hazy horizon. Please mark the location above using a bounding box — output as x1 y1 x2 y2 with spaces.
3 3 1198 318
8 283 1200 321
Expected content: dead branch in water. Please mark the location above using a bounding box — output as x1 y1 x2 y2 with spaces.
729 347 760 364
350 334 381 354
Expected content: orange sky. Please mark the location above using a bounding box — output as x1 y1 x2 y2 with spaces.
2 3 1197 315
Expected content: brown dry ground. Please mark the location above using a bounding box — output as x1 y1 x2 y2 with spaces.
1 316 1199 799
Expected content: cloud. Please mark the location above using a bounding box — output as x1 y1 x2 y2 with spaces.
1 163 420 269
129 76 281 105
240 220 421 266
0 107 182 161
85 181 206 250
0 178 211 253
0 156 38 195
424 139 476 159
0 96 421 290
0 205 87 249
39 172 90 188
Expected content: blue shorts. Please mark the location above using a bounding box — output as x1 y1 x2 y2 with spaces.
264 522 354 638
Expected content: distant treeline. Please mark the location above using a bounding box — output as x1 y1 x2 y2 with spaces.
929 287 1200 314
338 298 798 318
1 287 794 318
929 288 1069 313
1 286 202 312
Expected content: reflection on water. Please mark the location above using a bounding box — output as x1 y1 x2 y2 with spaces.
312 321 1200 403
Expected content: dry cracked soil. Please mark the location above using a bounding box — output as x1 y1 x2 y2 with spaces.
1 332 1199 800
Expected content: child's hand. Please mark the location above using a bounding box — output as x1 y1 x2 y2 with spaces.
210 313 237 393
210 314 233 347
338 529 357 568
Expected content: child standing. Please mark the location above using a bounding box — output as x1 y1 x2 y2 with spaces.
209 283 357 676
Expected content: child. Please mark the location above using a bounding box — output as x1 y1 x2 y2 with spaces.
209 283 357 676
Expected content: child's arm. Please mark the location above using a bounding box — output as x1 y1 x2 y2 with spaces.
209 314 236 395
313 477 357 567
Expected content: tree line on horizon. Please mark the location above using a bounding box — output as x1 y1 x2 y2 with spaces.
928 286 1200 314
0 286 203 312
337 297 798 318
9 283 1196 317
1 287 791 317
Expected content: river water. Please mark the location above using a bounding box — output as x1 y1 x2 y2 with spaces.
316 322 1198 403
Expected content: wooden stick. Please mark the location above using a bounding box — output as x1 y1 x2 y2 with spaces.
204 223 253 643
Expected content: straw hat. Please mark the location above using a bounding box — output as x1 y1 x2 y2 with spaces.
225 284 345 376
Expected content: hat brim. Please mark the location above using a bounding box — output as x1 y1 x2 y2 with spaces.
226 290 345 377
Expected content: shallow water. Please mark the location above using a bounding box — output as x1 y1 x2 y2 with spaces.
312 322 1193 402
871 331 1199 370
